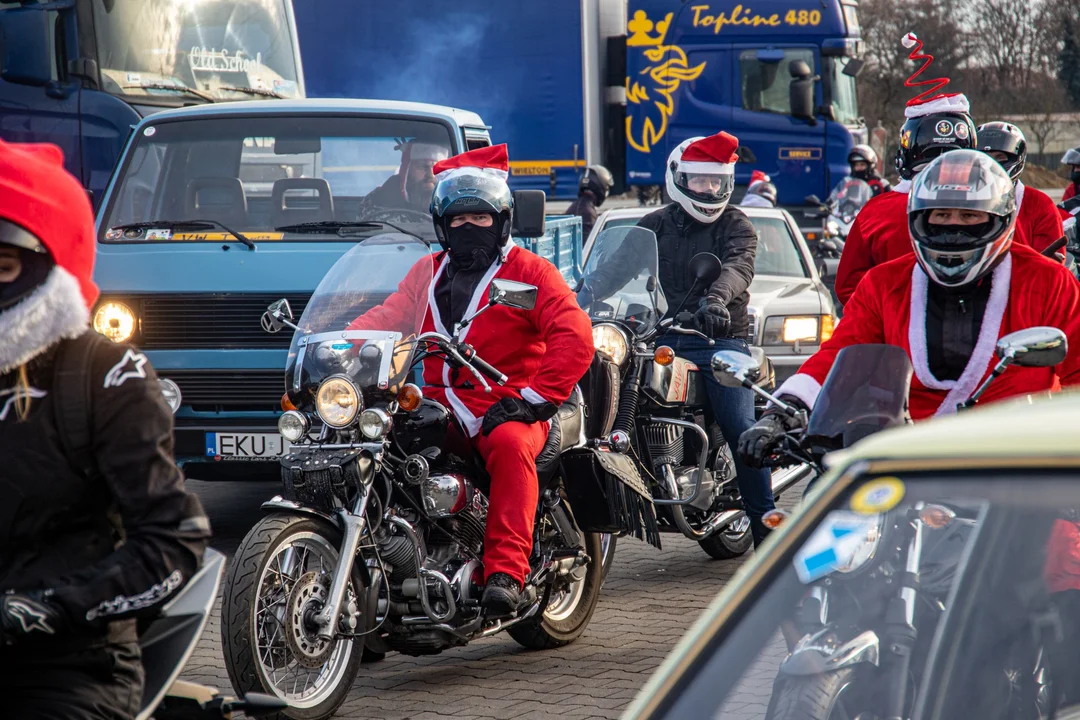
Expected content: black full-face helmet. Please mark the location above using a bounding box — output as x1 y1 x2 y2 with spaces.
430 170 514 246
895 112 978 180
977 121 1027 182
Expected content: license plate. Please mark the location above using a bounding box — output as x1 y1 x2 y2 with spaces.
205 433 291 460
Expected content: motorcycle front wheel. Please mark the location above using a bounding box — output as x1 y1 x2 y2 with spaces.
222 513 366 720
766 669 858 720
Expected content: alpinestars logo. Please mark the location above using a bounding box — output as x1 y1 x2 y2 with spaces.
0 386 48 422
103 350 149 388
86 570 183 622
7 599 55 634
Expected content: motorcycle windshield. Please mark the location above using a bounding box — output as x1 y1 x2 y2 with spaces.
285 234 435 399
806 344 913 448
579 226 668 334
828 177 874 221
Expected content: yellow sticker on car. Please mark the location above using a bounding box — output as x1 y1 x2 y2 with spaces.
850 477 905 515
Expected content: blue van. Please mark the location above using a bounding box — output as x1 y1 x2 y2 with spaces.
92 99 582 478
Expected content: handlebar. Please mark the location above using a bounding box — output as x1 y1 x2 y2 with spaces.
457 342 508 385
415 331 507 393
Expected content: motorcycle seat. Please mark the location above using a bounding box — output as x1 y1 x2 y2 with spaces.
535 386 586 476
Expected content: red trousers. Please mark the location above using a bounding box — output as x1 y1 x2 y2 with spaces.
472 421 549 584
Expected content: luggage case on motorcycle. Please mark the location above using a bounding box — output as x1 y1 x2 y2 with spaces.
578 351 620 440
562 448 661 549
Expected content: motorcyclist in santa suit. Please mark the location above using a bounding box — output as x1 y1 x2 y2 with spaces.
566 164 614 238
740 150 1080 465
636 131 776 546
847 144 891 196
0 139 210 716
348 144 594 616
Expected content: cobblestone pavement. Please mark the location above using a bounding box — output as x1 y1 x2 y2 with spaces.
182 477 806 719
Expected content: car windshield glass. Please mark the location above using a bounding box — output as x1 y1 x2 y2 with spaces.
100 115 453 243
648 472 1080 720
92 0 301 102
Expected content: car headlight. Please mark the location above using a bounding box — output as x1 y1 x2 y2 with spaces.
93 301 136 343
278 410 310 442
315 375 362 428
592 323 630 366
762 315 835 346
359 408 392 440
159 378 182 414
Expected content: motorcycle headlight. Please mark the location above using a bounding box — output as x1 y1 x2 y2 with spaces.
359 408 392 440
278 410 310 443
593 323 630 366
793 510 884 583
315 375 362 428
826 220 841 236
93 301 136 343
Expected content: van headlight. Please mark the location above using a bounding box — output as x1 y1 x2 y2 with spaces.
762 315 835 346
93 301 136 343
316 375 362 428
592 323 629 366
159 378 182 414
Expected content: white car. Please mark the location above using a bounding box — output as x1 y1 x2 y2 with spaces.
583 206 837 385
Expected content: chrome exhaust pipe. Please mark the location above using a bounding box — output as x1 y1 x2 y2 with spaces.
386 515 457 623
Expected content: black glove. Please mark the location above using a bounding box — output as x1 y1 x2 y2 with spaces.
1 590 66 644
482 397 538 436
738 403 808 468
695 296 730 338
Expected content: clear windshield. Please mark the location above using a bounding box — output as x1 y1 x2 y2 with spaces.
829 176 874 222
825 57 860 126
578 226 667 335
285 234 434 399
100 115 452 243
93 0 301 102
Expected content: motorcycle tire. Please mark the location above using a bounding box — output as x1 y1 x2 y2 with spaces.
599 534 617 584
765 669 857 720
697 518 753 560
508 531 604 650
222 513 366 720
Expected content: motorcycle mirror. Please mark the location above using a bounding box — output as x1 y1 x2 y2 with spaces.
996 326 1067 368
689 252 723 284
646 275 657 293
222 692 290 716
711 349 760 388
261 298 294 334
804 194 822 206
488 279 538 311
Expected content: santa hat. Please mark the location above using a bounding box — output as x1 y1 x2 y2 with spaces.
901 33 970 119
678 132 739 174
748 170 771 189
433 143 510 182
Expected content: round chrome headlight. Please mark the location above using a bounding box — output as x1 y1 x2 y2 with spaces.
359 408 392 440
93 301 136 343
592 323 630 366
315 376 362 428
159 378 181 414
278 410 310 443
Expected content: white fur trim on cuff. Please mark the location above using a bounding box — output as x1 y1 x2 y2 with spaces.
521 387 548 406
677 160 735 175
0 266 90 374
772 373 822 411
904 93 970 118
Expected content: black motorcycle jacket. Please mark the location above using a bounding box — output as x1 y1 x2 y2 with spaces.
0 330 210 648
638 203 757 339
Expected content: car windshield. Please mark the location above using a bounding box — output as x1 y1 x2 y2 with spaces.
92 0 301 102
100 115 453 243
599 214 809 278
646 472 1080 720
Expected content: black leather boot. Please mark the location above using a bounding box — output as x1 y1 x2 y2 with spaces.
481 573 522 617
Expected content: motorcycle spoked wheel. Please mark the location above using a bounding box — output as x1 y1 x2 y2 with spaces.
222 513 368 720
765 669 868 720
698 513 754 559
508 531 604 650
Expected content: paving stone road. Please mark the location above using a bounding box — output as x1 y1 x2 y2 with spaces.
181 477 805 720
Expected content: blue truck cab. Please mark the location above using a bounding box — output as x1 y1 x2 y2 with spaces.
92 99 582 477
0 0 304 207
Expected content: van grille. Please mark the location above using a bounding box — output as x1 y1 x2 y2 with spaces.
747 307 761 343
164 370 285 410
128 294 311 349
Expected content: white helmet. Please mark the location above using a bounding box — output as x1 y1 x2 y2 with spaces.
665 133 738 224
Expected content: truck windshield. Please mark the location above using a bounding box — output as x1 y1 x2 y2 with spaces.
825 57 860 126
100 115 453 243
92 0 301 102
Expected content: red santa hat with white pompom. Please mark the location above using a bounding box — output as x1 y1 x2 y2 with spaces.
901 32 970 118
748 169 770 190
433 143 510 182
676 131 739 175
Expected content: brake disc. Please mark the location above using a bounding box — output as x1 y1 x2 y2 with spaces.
285 571 336 668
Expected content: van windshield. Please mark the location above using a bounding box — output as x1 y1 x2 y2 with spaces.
99 115 454 243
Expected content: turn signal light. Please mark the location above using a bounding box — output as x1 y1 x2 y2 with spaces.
281 393 296 412
654 346 675 366
398 383 423 412
762 509 789 529
821 315 835 343
919 504 956 529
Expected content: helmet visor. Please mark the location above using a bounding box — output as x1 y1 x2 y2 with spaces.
0 218 46 253
673 171 734 205
431 171 512 217
909 150 1016 218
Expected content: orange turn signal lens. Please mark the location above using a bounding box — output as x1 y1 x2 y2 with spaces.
820 315 835 343
654 346 675 366
281 393 297 412
919 504 955 529
398 383 423 412
762 509 789 529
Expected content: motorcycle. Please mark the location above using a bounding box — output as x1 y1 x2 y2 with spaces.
576 227 813 562
138 548 285 719
221 233 643 719
711 325 1069 720
804 177 874 283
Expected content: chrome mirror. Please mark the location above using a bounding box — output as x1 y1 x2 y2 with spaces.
261 298 294 334
488 279 538 311
711 350 760 388
996 327 1067 368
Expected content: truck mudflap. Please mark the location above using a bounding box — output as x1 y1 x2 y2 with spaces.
780 627 880 676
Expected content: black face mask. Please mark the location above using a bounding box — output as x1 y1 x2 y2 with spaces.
1071 169 1080 184
850 166 869 180
0 247 54 311
445 221 501 271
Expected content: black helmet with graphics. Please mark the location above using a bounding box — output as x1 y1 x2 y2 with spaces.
977 121 1027 182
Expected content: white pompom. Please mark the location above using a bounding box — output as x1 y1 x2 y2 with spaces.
901 33 918 49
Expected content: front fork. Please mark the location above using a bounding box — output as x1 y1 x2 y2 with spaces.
313 481 372 640
881 510 924 720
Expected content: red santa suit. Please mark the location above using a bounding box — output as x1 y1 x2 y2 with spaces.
777 243 1080 420
349 238 593 583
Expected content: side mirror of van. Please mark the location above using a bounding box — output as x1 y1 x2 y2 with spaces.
0 7 54 87
511 190 546 238
789 60 817 125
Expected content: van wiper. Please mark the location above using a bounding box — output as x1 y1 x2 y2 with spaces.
219 85 285 99
274 220 422 241
123 83 216 103
108 220 256 250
